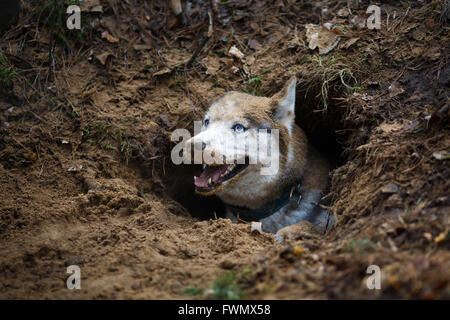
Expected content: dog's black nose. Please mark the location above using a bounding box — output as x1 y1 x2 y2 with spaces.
202 142 206 150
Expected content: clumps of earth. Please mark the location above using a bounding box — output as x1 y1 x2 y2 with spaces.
0 0 448 299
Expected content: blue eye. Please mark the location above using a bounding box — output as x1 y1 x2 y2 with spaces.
204 119 209 127
232 124 246 133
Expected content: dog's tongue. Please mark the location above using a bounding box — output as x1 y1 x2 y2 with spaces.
195 165 228 187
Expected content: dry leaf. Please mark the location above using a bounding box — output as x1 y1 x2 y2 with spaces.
338 8 349 17
96 52 114 65
343 37 359 49
350 15 366 29
423 233 432 241
305 24 340 55
153 67 172 77
434 232 447 243
388 83 404 98
228 45 245 60
90 6 103 13
378 122 403 133
133 44 152 51
248 39 262 51
223 58 234 67
80 0 102 12
101 31 119 43
245 56 255 66
202 57 221 76
230 66 240 74
432 151 450 160
402 120 419 131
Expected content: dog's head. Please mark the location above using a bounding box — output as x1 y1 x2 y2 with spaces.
188 77 297 196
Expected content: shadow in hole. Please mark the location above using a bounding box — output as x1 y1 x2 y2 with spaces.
294 86 345 168
162 161 226 220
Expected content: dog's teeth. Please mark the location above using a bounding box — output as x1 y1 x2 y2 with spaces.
194 176 197 181
208 178 212 185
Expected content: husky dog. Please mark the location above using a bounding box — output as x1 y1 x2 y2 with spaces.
187 77 332 241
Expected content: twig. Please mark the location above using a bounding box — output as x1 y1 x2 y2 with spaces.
155 11 213 73
186 11 213 68
47 0 58 82
236 213 250 224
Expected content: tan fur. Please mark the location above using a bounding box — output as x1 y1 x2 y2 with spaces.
188 77 331 236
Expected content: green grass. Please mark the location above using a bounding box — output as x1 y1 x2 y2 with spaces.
0 53 18 89
184 286 202 297
37 0 94 50
242 76 263 96
184 271 247 300
210 272 244 300
81 121 132 162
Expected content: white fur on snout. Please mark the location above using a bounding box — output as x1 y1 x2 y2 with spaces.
190 121 269 166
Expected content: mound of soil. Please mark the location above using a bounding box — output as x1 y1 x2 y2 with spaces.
0 0 448 299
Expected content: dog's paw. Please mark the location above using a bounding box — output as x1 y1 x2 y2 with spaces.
275 221 319 243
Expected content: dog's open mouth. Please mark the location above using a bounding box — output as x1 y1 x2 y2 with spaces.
194 160 249 193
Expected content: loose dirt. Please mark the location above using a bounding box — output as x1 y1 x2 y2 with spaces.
0 0 448 299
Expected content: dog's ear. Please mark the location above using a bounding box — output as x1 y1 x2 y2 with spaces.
271 76 296 135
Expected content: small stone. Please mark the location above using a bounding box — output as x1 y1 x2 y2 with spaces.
381 183 399 194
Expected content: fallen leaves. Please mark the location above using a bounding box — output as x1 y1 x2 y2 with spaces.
101 31 119 44
95 52 114 65
432 151 450 160
305 24 340 55
248 39 262 51
80 0 103 13
201 56 221 76
228 45 245 61
423 233 432 241
434 232 447 244
388 82 405 98
378 122 403 133
342 37 359 49
337 8 350 17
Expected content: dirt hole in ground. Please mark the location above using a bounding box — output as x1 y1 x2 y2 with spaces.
1 0 448 300
161 85 345 222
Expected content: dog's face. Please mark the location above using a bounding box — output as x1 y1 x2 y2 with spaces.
189 77 297 196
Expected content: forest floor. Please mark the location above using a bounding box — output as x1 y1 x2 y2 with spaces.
0 0 449 299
